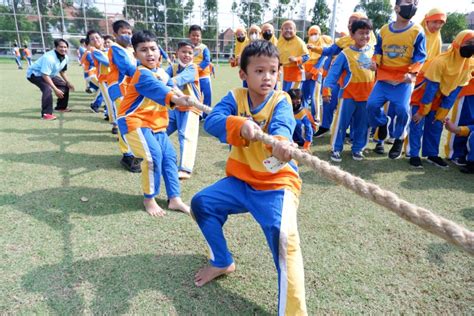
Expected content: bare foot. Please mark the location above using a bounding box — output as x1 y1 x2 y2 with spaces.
143 198 166 217
168 197 190 214
194 263 236 287
178 170 191 180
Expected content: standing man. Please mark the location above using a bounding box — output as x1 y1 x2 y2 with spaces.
26 39 74 120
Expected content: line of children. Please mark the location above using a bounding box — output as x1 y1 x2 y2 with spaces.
81 39 103 111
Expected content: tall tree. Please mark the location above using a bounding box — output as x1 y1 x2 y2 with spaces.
309 0 330 35
273 0 300 31
201 0 218 42
354 0 391 31
233 0 270 28
441 12 468 43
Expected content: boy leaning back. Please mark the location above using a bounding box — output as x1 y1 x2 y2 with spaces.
116 31 190 216
191 40 307 316
366 0 426 159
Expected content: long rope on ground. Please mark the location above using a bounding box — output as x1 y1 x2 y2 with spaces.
188 99 474 255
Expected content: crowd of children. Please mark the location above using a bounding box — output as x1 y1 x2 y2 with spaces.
19 1 473 313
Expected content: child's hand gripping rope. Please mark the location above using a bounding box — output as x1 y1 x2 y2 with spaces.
183 98 474 255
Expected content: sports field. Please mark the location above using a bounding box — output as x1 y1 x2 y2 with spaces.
0 59 472 314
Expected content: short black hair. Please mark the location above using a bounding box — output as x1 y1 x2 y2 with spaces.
395 0 418 5
23 44 27 48
188 25 202 34
13 43 17 47
351 18 373 34
287 88 302 100
80 38 86 44
240 40 279 72
112 20 132 34
177 40 194 50
103 35 115 42
54 38 69 48
131 30 156 51
86 29 101 41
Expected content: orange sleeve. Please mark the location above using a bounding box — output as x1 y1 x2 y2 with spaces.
226 116 249 147
165 91 176 110
458 126 470 137
408 62 423 74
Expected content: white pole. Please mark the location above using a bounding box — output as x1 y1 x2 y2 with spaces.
36 0 46 52
11 0 21 45
329 0 337 40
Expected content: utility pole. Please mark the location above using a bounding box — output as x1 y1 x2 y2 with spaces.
329 0 338 39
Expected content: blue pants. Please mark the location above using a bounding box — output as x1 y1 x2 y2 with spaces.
191 177 306 315
445 95 474 160
89 82 103 107
330 98 369 153
367 81 412 140
293 121 308 146
320 84 340 129
468 132 474 162
199 77 212 107
282 81 302 92
26 57 32 66
387 102 396 138
302 74 322 120
124 129 180 199
407 107 443 157
166 109 200 173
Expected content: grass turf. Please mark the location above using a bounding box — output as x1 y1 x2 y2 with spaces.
0 60 473 314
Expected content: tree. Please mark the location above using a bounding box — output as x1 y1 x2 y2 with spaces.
309 0 330 35
354 0 391 31
273 0 300 31
441 12 468 43
233 0 270 28
0 5 38 44
201 0 218 42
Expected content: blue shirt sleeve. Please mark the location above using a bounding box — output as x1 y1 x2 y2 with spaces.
440 86 462 110
135 69 172 105
199 47 211 69
412 31 427 64
420 80 440 105
301 116 313 142
321 44 342 57
315 56 328 69
172 64 197 88
204 91 237 143
86 53 94 70
92 50 109 66
301 54 310 64
267 98 296 140
323 53 347 92
374 32 383 58
159 46 169 61
112 46 136 77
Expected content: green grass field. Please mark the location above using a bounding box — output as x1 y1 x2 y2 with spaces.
0 59 473 314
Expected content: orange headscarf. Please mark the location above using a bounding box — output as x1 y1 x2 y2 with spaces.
425 30 474 96
421 8 447 62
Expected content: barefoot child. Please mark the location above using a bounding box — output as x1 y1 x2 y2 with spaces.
117 30 191 216
191 40 307 315
166 41 202 180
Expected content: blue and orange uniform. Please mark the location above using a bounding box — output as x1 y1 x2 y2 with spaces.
323 43 375 155
81 49 103 109
13 46 22 69
367 21 426 142
91 47 114 123
445 78 474 161
117 65 182 200
293 106 313 150
277 21 309 92
191 88 307 316
23 48 32 66
408 30 473 160
107 42 137 156
78 45 86 64
302 26 332 122
166 62 202 174
193 43 212 109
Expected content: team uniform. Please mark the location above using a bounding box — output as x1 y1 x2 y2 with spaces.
367 22 426 142
191 88 307 316
107 43 137 157
445 79 474 162
166 62 202 174
293 106 313 150
323 44 375 157
117 66 181 199
78 45 86 64
193 43 212 109
407 30 473 163
277 35 309 91
302 26 332 122
81 50 103 109
91 47 114 123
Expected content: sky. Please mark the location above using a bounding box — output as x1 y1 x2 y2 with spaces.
212 0 474 32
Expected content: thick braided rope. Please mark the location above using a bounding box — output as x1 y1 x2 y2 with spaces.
188 99 474 255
